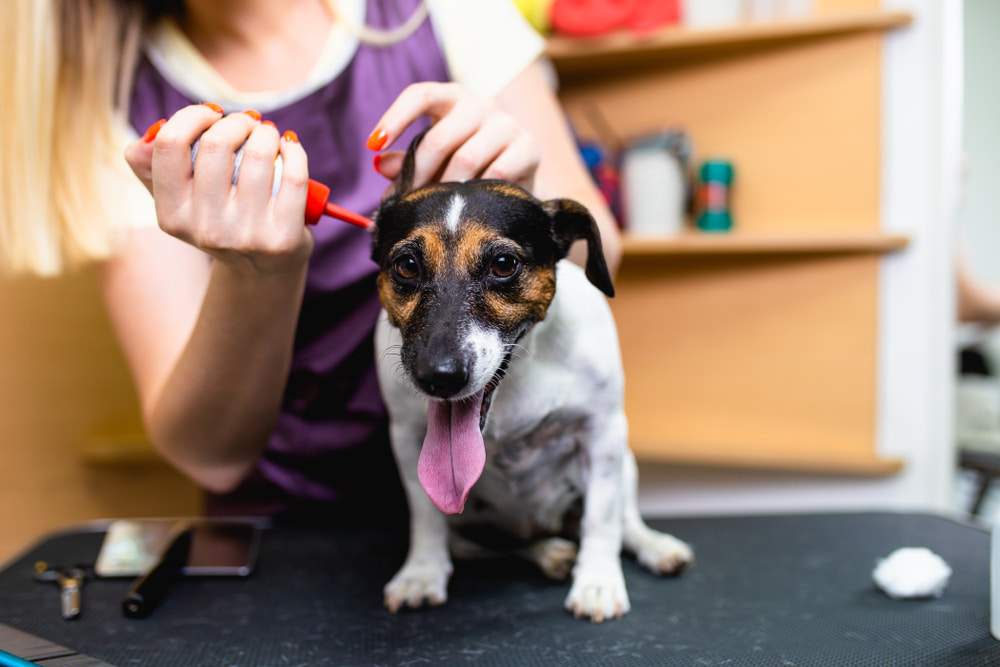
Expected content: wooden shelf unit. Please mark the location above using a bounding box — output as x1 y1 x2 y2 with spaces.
546 9 913 77
552 2 910 475
630 437 905 476
622 231 909 257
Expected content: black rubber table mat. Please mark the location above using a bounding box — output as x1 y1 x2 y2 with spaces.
0 512 996 666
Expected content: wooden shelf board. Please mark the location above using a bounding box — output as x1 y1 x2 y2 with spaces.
546 9 913 75
621 232 909 257
630 439 905 476
83 432 162 466
82 432 904 477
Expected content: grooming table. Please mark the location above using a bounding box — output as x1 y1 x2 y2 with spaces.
0 513 996 666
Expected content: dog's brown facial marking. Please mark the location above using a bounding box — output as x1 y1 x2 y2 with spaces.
377 272 416 330
481 262 556 329
454 219 558 332
377 227 448 331
377 210 556 346
372 172 614 405
373 183 565 400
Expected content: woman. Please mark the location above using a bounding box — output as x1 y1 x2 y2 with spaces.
1 0 620 523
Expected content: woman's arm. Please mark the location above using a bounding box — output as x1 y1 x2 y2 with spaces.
102 104 313 494
497 61 622 276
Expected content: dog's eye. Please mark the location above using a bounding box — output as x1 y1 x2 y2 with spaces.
490 254 519 279
393 255 420 281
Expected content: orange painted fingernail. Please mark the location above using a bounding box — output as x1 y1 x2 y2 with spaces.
373 154 382 173
142 118 166 143
283 130 299 143
243 109 262 121
366 128 388 151
202 103 224 113
262 120 277 130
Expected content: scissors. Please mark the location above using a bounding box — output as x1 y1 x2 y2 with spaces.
32 561 92 620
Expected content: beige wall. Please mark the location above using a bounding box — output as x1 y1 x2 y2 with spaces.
0 268 199 564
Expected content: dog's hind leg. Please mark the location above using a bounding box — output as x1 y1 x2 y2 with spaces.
621 449 694 575
448 532 577 581
520 537 577 581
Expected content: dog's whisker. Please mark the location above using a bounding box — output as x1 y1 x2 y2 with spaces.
502 347 530 367
380 344 403 363
392 366 419 395
506 346 530 363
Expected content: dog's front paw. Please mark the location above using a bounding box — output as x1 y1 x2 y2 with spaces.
633 531 694 575
384 561 452 612
564 565 630 622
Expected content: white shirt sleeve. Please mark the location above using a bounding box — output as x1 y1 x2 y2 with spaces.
426 0 546 97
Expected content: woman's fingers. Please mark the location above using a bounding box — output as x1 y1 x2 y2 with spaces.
133 104 313 272
370 82 466 149
272 131 312 246
369 82 541 191
124 124 159 193
437 110 519 184
232 120 281 219
373 150 405 180
189 111 260 229
150 104 225 220
481 131 540 191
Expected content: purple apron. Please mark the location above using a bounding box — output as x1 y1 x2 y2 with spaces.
129 0 450 523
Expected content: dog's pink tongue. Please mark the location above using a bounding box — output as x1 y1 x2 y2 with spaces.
418 391 487 514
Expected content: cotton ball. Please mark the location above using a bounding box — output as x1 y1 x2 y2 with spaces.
872 547 952 599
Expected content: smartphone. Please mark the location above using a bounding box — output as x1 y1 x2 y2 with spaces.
95 518 262 578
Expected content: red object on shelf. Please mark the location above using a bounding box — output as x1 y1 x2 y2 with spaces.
550 0 637 37
550 0 680 37
627 0 681 33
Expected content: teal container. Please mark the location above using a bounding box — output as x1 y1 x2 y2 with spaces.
696 159 735 232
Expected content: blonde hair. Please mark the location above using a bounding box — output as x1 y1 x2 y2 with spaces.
328 0 428 46
0 0 144 276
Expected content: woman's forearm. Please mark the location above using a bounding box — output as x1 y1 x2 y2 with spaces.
145 259 309 493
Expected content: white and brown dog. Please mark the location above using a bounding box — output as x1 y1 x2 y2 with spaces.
371 134 693 622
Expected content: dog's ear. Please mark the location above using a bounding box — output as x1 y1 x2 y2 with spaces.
543 198 615 298
378 127 431 209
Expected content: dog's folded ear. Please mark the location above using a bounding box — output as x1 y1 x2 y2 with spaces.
543 198 615 298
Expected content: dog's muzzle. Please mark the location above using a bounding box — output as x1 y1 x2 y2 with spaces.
415 356 470 399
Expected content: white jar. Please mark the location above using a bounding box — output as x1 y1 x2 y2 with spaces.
621 133 690 238
684 0 745 28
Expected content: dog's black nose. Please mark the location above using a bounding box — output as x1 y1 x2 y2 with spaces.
416 358 470 398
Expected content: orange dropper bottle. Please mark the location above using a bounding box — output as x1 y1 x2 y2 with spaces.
303 180 372 229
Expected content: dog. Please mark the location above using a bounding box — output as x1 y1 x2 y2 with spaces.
371 133 693 622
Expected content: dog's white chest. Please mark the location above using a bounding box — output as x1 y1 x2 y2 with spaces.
456 406 591 539
450 263 624 539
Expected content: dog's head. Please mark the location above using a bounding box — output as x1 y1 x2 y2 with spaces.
370 131 614 514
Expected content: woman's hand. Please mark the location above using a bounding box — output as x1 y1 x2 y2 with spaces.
124 104 314 277
368 82 540 191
